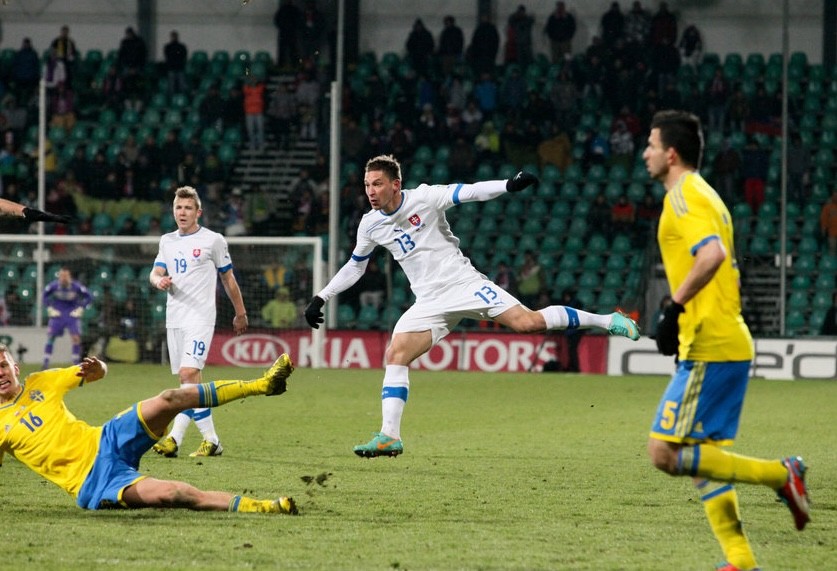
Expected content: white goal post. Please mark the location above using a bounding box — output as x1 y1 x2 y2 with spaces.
0 234 325 368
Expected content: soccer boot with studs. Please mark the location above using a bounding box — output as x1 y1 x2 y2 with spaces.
353 431 403 458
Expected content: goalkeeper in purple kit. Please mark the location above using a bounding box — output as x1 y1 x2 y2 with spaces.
42 267 92 369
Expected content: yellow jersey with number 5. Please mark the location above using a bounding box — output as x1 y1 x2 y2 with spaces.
657 171 754 362
0 366 102 497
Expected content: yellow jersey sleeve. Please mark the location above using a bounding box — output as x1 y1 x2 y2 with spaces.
0 366 102 498
657 173 754 362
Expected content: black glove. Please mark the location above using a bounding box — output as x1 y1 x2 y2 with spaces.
506 171 539 193
22 207 73 225
655 301 685 356
304 295 325 329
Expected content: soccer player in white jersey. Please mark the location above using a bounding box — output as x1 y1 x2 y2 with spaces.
149 186 249 458
303 154 641 458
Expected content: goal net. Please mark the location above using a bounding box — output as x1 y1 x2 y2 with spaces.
0 234 324 367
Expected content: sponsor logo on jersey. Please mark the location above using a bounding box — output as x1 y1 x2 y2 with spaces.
408 214 421 226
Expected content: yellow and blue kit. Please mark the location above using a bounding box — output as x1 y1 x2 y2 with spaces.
651 171 755 444
0 366 156 509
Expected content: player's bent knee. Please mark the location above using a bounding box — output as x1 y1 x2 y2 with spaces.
647 439 679 475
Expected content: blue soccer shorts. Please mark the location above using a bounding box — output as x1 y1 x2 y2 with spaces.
649 360 751 446
76 403 157 510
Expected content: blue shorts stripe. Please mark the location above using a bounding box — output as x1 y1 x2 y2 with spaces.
230 495 241 512
197 384 207 407
382 386 409 401
565 307 580 330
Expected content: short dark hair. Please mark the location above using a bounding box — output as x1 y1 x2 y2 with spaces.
365 155 402 181
650 110 703 169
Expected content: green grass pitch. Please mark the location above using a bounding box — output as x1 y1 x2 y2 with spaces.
3 363 834 570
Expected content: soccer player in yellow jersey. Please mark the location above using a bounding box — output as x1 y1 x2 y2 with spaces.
642 110 810 571
0 344 297 514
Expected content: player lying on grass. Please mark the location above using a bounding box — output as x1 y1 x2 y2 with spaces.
0 197 73 224
0 344 298 514
304 154 640 458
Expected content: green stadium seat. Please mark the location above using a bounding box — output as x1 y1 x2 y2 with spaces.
788 290 809 309
596 290 620 312
786 309 806 335
582 254 604 271
337 304 356 328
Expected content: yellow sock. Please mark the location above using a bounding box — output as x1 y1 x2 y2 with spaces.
679 445 788 488
198 379 266 407
229 495 273 513
697 481 758 571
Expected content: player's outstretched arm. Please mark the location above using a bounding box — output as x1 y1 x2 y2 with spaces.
76 356 108 384
0 199 73 224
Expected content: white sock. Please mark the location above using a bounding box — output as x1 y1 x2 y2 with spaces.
193 408 219 444
538 305 611 330
168 412 191 445
380 364 409 440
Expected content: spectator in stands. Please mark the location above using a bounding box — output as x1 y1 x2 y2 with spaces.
406 19 434 76
135 135 161 189
499 66 527 119
243 75 266 152
588 193 613 239
414 103 443 147
821 190 837 256
50 25 78 87
537 124 572 172
43 48 68 94
820 292 837 335
786 132 811 205
489 260 517 299
222 84 244 130
583 129 609 167
48 82 76 132
609 119 635 171
365 118 392 156
515 250 544 309
100 65 124 111
549 68 578 131
727 85 750 133
223 187 248 236
10 38 40 103
634 190 661 244
467 13 500 75
678 24 702 68
610 193 636 238
600 2 625 47
712 138 741 206
649 1 677 46
160 129 185 180
649 37 680 96
705 67 729 132
460 99 484 139
177 152 201 186
740 137 769 213
441 73 467 112
506 5 535 66
261 286 298 328
437 15 465 77
117 27 147 76
624 1 651 47
274 0 302 70
388 120 414 159
45 181 78 221
267 82 296 150
5 284 29 325
341 117 368 164
448 136 476 180
473 71 499 118
544 2 576 62
299 0 326 64
164 30 188 95
475 120 501 164
199 82 224 132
